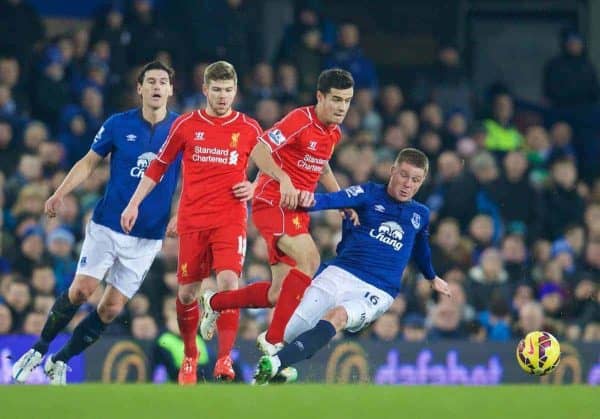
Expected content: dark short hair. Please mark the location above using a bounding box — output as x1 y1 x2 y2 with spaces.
317 68 354 94
204 60 237 85
394 148 429 175
137 60 174 85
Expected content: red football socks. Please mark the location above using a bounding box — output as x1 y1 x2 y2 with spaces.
210 281 272 310
176 298 199 358
216 308 240 358
266 269 311 344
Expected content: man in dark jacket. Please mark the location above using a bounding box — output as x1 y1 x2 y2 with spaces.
543 28 599 108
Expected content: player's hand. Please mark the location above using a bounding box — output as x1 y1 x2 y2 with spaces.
232 181 255 202
120 204 139 234
166 216 178 237
279 176 299 209
44 193 64 218
431 276 451 298
298 190 315 207
340 208 360 226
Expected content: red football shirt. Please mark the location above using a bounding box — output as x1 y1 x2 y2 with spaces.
145 110 261 232
254 106 342 206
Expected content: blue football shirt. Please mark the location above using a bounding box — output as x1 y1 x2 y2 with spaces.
310 182 436 298
91 109 181 239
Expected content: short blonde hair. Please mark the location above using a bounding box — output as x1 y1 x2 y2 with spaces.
204 61 237 85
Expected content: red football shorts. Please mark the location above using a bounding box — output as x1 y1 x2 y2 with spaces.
251 202 310 266
177 223 246 284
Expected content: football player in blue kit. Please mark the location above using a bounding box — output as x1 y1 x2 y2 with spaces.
12 61 181 385
253 148 451 384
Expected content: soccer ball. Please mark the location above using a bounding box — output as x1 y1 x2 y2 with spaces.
516 331 561 376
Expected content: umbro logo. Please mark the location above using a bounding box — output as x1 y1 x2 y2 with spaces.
374 204 386 213
126 134 137 142
194 131 205 140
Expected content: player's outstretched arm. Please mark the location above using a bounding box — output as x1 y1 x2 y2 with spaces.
250 142 298 208
45 150 103 218
305 184 368 213
121 176 158 234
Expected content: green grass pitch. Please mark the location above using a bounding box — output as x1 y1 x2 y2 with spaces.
2 384 597 419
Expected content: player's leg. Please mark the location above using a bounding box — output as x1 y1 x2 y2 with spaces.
265 227 320 346
12 221 115 383
200 206 288 314
45 233 160 386
176 280 202 385
11 274 100 384
204 224 244 380
253 267 338 383
210 270 238 380
176 230 210 385
254 306 344 385
255 269 394 384
45 284 128 385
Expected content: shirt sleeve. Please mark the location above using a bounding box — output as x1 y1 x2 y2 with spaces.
308 184 369 212
411 209 436 280
259 108 311 152
145 116 185 183
90 116 115 157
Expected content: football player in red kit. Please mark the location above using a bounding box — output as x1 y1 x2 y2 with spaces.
200 69 355 358
121 61 261 384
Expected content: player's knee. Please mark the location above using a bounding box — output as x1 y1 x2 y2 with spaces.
68 285 93 305
177 289 197 305
323 306 347 331
97 300 125 323
218 271 239 291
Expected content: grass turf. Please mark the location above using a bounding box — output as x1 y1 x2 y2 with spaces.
1 384 597 419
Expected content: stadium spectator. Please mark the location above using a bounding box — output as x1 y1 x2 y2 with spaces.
131 314 158 340
495 151 543 241
0 302 13 333
371 312 400 342
430 217 472 276
5 279 32 331
0 56 28 117
542 157 585 240
466 247 511 313
543 28 599 108
378 84 404 128
31 264 56 296
484 91 523 153
401 314 427 342
428 301 466 340
293 27 326 101
325 23 378 91
501 234 530 283
89 3 130 79
412 44 473 119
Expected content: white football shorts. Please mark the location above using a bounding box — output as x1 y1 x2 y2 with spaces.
284 265 394 342
76 221 162 299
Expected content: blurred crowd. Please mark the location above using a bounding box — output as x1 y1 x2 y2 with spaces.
0 0 599 350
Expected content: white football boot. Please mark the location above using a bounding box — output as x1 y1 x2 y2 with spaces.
44 356 69 385
199 290 219 340
12 349 43 384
